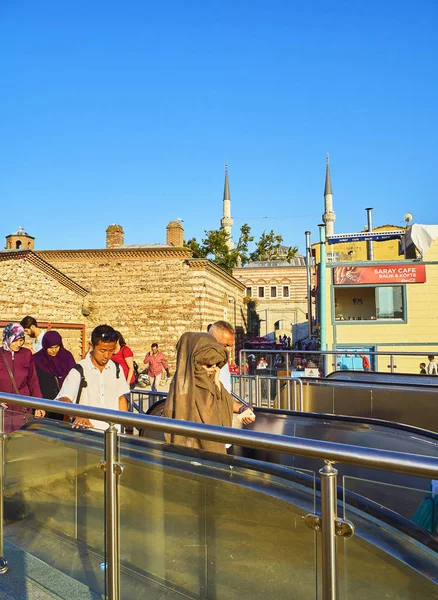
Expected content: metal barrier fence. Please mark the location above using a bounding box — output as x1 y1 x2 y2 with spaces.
1 392 438 600
230 374 303 410
239 348 438 377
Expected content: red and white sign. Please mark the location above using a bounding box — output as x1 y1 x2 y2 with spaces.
333 264 426 285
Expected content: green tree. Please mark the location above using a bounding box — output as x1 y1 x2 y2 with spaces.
185 225 297 272
250 230 298 262
185 224 253 273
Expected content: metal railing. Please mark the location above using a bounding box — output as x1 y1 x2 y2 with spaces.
239 348 438 376
1 392 438 600
231 374 304 410
130 388 166 414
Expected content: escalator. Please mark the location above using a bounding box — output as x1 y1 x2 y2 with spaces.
4 418 438 599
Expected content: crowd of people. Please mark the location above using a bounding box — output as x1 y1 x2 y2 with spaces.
0 316 255 453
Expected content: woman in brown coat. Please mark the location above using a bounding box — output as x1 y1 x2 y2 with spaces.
163 332 234 454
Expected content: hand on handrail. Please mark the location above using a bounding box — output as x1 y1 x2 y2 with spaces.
72 417 94 429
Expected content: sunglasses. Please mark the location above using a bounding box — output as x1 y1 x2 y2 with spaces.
100 332 119 342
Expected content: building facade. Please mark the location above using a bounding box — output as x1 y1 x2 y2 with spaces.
318 228 438 373
233 256 310 343
0 223 246 366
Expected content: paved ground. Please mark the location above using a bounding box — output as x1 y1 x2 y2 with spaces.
0 540 102 600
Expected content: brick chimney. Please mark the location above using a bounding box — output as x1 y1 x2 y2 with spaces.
166 221 184 247
106 224 124 248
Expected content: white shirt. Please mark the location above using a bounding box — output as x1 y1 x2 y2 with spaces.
32 330 46 353
56 355 129 429
427 361 438 375
219 362 232 392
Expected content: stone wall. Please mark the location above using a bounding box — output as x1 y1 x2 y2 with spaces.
0 258 87 359
35 251 246 368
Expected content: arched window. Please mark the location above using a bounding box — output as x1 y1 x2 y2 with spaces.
16 240 22 249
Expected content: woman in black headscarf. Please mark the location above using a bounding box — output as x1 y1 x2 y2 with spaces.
33 330 76 420
163 332 234 454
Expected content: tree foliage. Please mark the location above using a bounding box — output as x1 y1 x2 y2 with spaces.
185 224 253 273
185 225 297 273
249 229 298 262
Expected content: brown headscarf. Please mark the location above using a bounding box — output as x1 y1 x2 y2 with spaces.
163 332 233 454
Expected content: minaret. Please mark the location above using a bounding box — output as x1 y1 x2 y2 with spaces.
322 154 336 236
221 163 234 249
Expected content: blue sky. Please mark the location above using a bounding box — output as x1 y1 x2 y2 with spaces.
1 0 437 253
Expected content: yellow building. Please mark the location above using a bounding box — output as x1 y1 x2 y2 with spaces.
319 227 438 374
313 224 406 263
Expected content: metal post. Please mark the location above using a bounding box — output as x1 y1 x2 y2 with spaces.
255 375 261 407
366 208 374 261
305 230 313 339
104 424 121 600
319 224 328 376
0 408 8 574
320 462 338 600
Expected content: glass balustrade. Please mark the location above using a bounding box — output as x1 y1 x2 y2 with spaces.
4 421 106 597
341 475 438 599
1 408 438 599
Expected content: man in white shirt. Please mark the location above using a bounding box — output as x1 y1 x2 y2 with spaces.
57 324 129 430
208 321 255 426
20 315 46 353
427 355 438 375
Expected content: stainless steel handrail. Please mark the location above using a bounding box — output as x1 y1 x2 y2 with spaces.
1 393 438 478
2 392 438 600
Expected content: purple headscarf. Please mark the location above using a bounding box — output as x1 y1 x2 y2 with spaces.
33 330 76 385
2 323 25 352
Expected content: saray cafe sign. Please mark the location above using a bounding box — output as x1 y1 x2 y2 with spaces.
333 264 426 285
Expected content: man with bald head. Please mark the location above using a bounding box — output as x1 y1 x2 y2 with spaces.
208 321 255 425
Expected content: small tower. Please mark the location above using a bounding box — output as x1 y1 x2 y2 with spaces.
220 163 234 249
166 220 184 246
5 227 35 250
106 224 124 248
322 154 336 236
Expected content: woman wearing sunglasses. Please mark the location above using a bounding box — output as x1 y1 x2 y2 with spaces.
163 332 253 454
0 323 44 434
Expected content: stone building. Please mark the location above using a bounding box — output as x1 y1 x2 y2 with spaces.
0 223 246 366
233 255 309 343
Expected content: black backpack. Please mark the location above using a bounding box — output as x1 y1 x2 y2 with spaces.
73 362 120 404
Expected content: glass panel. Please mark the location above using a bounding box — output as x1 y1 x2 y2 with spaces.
376 286 403 319
4 421 106 597
340 475 438 599
119 439 318 599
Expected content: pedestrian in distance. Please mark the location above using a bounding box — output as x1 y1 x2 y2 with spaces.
112 331 136 389
20 315 46 353
143 343 170 392
0 323 44 434
359 354 371 372
427 355 438 375
419 362 427 375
